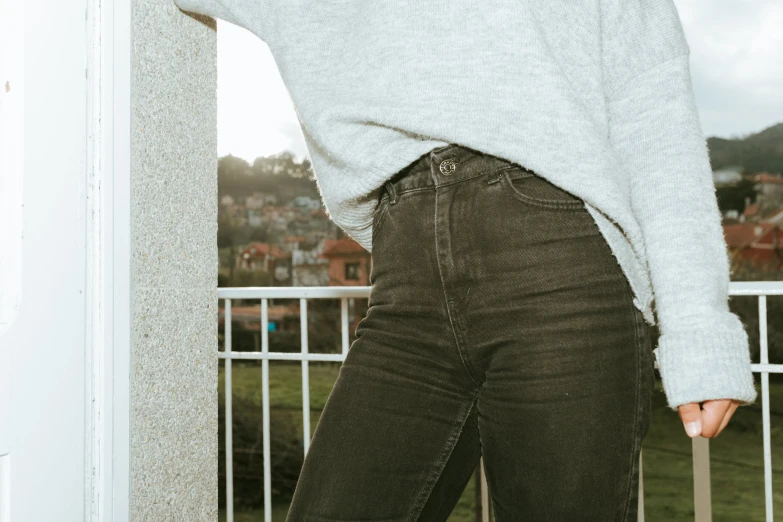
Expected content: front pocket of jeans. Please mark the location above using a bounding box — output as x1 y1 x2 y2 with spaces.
371 193 391 246
500 166 585 210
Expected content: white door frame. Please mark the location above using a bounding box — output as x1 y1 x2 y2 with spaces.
0 0 132 518
86 0 131 519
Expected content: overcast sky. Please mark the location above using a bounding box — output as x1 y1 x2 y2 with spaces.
216 0 783 164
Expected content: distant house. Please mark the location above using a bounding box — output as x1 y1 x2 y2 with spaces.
753 172 783 210
282 235 306 252
219 194 242 220
291 244 330 286
245 191 276 210
713 165 743 186
237 242 292 283
317 238 372 333
292 195 322 210
724 209 783 270
319 238 371 286
247 209 263 227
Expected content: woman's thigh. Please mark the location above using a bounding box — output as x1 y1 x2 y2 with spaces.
287 146 656 522
284 350 481 522
286 179 484 522
464 166 656 521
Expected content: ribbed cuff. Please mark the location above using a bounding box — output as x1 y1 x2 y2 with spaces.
653 313 758 411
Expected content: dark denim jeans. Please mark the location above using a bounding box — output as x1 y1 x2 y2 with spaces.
286 144 655 522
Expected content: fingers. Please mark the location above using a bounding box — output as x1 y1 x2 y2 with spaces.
714 400 740 437
678 399 737 439
678 402 703 438
700 399 733 438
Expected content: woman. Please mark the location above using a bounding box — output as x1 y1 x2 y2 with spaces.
174 0 758 519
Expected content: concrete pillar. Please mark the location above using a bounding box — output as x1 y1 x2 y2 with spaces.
130 2 218 519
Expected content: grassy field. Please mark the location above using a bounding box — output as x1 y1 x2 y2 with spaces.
218 361 783 522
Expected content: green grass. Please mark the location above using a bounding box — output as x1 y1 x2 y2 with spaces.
219 361 783 521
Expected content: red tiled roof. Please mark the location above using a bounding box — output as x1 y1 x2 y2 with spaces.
320 238 366 256
724 222 776 248
754 172 783 184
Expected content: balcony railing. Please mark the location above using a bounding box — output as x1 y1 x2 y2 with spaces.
217 281 783 522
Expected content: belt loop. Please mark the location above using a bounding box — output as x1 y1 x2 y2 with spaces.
385 179 398 205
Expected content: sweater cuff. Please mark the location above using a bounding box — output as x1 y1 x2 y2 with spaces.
652 313 758 411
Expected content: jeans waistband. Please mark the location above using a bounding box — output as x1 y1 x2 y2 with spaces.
380 144 534 203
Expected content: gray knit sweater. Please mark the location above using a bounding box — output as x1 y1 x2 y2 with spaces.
173 0 758 411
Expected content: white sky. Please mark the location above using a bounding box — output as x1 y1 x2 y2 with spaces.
216 0 783 164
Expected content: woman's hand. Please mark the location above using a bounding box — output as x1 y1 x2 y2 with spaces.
679 399 741 438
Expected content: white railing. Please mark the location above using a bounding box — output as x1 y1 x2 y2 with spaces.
217 281 783 522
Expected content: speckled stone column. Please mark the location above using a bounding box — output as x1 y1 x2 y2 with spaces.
130 2 218 520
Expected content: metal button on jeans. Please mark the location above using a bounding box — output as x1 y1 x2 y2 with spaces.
439 159 457 176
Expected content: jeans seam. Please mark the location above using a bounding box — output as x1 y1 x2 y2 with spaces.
493 163 535 176
408 393 480 522
500 170 586 211
437 170 496 189
372 196 391 244
392 186 433 199
433 189 483 389
619 284 644 522
475 385 495 517
390 162 523 199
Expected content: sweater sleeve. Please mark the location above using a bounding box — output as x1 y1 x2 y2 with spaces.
172 0 268 38
603 49 758 410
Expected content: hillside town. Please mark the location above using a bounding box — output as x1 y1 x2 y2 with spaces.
220 166 783 292
216 132 783 348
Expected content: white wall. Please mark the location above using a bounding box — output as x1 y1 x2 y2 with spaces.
0 0 219 519
0 0 24 519
0 0 88 519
